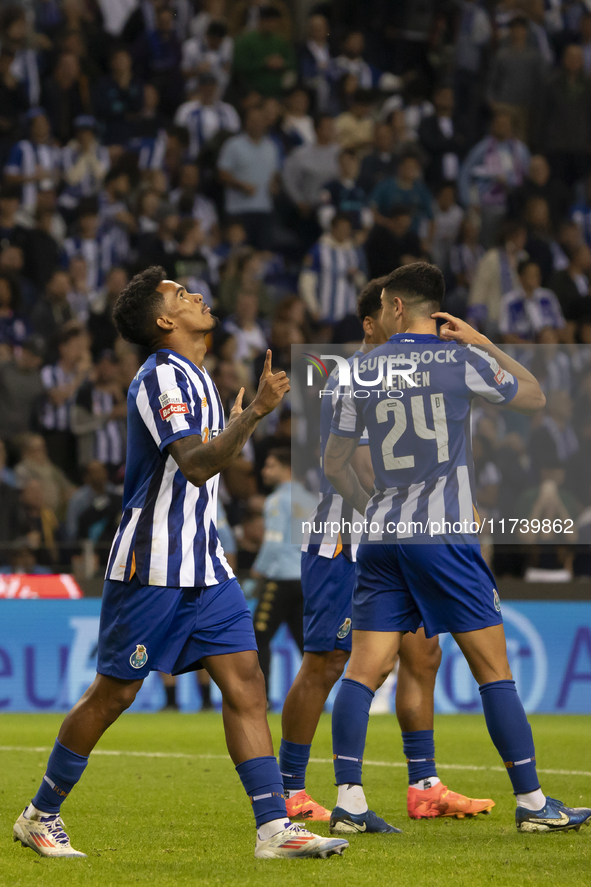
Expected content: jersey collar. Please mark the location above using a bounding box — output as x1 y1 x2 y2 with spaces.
387 333 442 343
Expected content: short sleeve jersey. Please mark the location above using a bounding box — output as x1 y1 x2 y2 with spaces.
106 349 234 588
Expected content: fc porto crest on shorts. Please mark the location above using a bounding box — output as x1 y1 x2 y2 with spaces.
130 644 148 669
337 617 352 639
493 589 501 613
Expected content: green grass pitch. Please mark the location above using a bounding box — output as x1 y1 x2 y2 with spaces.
1 713 590 886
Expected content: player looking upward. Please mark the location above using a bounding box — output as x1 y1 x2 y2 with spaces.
280 277 494 827
13 266 348 861
324 262 591 835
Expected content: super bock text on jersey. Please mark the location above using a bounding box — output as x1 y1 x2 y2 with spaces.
330 334 518 543
106 349 234 588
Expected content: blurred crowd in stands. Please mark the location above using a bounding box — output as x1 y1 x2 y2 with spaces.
2 0 591 582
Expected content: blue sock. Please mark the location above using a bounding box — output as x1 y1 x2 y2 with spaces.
332 678 374 785
279 739 311 793
32 739 89 814
479 680 540 795
402 730 437 784
236 756 288 828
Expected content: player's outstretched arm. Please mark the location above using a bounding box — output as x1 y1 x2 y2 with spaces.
168 350 290 487
432 312 546 415
324 432 370 515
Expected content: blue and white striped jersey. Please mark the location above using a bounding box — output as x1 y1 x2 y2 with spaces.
304 235 366 323
174 99 240 160
330 334 518 542
4 139 61 211
106 349 234 588
302 351 368 560
39 363 79 431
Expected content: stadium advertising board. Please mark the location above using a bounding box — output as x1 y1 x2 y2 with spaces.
0 600 589 713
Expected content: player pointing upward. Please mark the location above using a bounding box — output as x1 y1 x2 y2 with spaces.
13 266 348 861
324 263 591 835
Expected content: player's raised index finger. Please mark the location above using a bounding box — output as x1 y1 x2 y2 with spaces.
263 349 272 376
233 387 244 408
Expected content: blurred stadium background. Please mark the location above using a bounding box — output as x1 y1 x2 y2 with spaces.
0 0 590 720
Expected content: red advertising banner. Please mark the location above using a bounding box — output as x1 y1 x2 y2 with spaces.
0 574 84 599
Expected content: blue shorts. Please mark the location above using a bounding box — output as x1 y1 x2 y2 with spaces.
353 543 502 639
97 575 257 680
301 551 355 653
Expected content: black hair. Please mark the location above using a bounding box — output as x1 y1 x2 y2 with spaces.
357 276 388 321
104 167 128 187
382 262 445 311
260 5 281 19
112 265 167 349
76 196 98 218
57 326 85 348
331 212 352 228
389 204 412 219
167 124 190 148
206 20 228 38
495 218 526 247
0 270 20 310
267 447 291 468
0 182 22 201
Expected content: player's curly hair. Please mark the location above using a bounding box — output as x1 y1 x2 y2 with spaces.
357 276 388 322
112 265 167 349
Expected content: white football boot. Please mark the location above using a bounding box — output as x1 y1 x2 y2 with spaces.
254 822 349 859
13 805 87 858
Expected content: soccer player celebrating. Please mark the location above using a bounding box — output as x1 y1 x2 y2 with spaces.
13 267 348 861
324 262 591 835
281 277 494 826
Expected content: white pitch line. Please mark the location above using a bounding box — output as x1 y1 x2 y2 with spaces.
1 746 590 779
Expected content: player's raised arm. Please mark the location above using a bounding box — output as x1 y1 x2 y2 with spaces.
432 312 546 415
169 350 290 487
324 432 370 515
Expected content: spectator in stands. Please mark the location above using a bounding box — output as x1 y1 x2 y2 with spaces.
59 117 110 217
71 350 127 475
76 474 122 565
37 327 91 479
429 183 464 272
228 0 292 42
0 5 41 106
15 434 73 519
281 86 315 148
175 72 241 160
508 154 571 228
358 123 398 195
371 150 433 235
88 266 128 359
298 13 334 114
218 104 280 249
93 47 144 146
529 391 580 482
488 15 545 142
499 259 566 342
0 437 16 487
22 207 60 292
541 44 591 187
182 20 233 97
0 48 29 166
65 459 117 543
0 336 43 444
365 206 422 279
41 52 90 146
516 462 580 553
299 213 366 324
132 5 184 110
418 86 465 188
0 270 27 347
4 110 61 213
0 182 28 252
549 243 591 341
446 214 485 317
218 246 272 316
282 114 339 245
459 111 530 246
223 291 268 362
318 149 371 232
15 478 60 567
453 0 491 144
523 196 559 285
0 453 19 546
335 90 375 153
30 269 75 345
169 162 219 236
233 5 295 98
468 219 527 335
63 199 127 291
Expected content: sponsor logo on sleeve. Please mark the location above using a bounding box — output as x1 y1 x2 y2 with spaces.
158 386 188 421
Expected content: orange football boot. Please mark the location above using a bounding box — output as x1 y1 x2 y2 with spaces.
286 790 332 822
407 782 495 820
